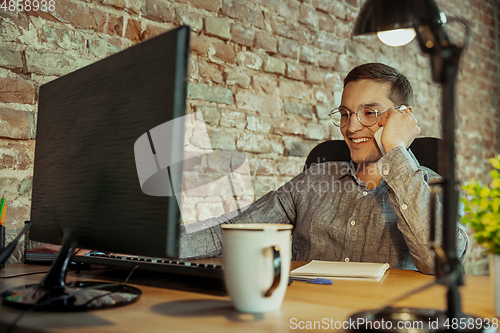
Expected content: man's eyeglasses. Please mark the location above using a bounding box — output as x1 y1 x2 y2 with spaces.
329 105 406 128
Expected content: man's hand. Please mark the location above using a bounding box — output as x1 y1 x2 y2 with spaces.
376 106 421 153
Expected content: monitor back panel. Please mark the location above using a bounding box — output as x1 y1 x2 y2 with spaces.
30 26 190 258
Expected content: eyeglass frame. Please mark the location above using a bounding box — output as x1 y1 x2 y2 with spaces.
329 104 407 128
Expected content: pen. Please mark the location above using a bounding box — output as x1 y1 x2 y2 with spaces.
0 191 6 269
289 277 334 285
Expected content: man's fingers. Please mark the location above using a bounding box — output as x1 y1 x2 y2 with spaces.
377 108 391 126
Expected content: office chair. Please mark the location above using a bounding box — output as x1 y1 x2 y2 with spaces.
303 137 441 172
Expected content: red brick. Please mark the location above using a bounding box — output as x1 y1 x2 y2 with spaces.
204 17 231 40
141 24 170 42
254 30 278 53
224 72 251 88
285 62 305 81
485 61 497 72
221 0 265 29
299 3 318 28
279 0 300 20
345 0 358 8
0 143 31 170
314 32 345 53
25 9 60 23
305 68 324 85
123 19 142 43
334 2 349 21
174 7 204 32
278 38 299 58
317 52 337 68
101 14 120 35
114 17 126 36
271 15 313 43
231 24 255 47
101 0 139 13
175 0 221 12
199 61 224 85
257 0 279 13
212 42 236 64
313 0 346 20
300 45 316 64
0 79 35 104
313 86 333 103
0 48 23 72
0 11 30 31
0 108 31 140
143 0 175 23
279 78 313 101
190 34 210 55
324 72 342 90
108 38 128 52
100 13 122 36
274 115 305 135
253 75 278 94
248 157 276 176
318 11 335 33
52 0 107 31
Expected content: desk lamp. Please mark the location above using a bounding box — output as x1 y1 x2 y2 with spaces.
348 0 487 332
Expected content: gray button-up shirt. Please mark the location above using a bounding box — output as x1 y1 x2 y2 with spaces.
180 146 469 274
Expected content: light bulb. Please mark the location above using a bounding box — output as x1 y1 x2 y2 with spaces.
377 28 417 47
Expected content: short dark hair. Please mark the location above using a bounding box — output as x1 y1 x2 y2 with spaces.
344 63 413 106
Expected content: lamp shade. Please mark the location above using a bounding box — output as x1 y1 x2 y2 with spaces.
352 0 446 36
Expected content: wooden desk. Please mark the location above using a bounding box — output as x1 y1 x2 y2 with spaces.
0 262 496 332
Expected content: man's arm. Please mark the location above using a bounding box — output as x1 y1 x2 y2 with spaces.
179 190 294 259
378 147 469 274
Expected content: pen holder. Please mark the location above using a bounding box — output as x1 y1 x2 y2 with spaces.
0 225 4 270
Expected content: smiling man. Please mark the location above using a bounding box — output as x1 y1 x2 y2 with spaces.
336 65 421 189
180 63 469 274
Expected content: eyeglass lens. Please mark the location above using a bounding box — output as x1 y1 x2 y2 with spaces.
330 107 380 127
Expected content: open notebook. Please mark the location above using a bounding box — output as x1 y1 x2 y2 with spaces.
290 260 390 281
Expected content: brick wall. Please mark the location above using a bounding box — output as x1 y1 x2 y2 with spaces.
0 0 498 275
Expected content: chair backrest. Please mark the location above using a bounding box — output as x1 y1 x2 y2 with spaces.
303 137 441 172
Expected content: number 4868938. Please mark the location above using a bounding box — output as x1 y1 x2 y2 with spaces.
0 0 56 11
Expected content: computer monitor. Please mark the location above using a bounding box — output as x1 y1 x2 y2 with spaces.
2 25 190 311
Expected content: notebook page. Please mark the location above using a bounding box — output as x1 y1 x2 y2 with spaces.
290 260 390 281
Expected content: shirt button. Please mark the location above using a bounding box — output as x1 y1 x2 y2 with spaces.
402 204 408 210
363 191 368 196
383 170 389 176
345 258 350 262
350 221 356 226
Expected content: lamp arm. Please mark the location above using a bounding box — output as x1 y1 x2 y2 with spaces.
414 17 471 84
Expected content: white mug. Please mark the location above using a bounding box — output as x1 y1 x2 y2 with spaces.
222 223 293 313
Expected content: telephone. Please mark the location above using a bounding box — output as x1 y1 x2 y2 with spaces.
374 105 408 155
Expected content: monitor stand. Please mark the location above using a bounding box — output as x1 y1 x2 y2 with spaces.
1 232 141 311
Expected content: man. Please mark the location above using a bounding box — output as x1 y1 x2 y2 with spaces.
180 63 469 274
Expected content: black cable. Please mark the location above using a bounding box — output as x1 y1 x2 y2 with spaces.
81 265 139 306
1 249 84 279
376 280 438 313
0 271 49 279
0 222 34 266
6 265 140 333
374 267 463 316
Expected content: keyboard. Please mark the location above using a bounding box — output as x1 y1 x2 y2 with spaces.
72 252 225 279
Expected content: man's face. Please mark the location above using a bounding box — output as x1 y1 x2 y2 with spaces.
340 79 395 165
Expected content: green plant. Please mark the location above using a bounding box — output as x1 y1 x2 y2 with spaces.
461 154 500 255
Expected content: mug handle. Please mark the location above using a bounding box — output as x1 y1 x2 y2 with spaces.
264 245 281 297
